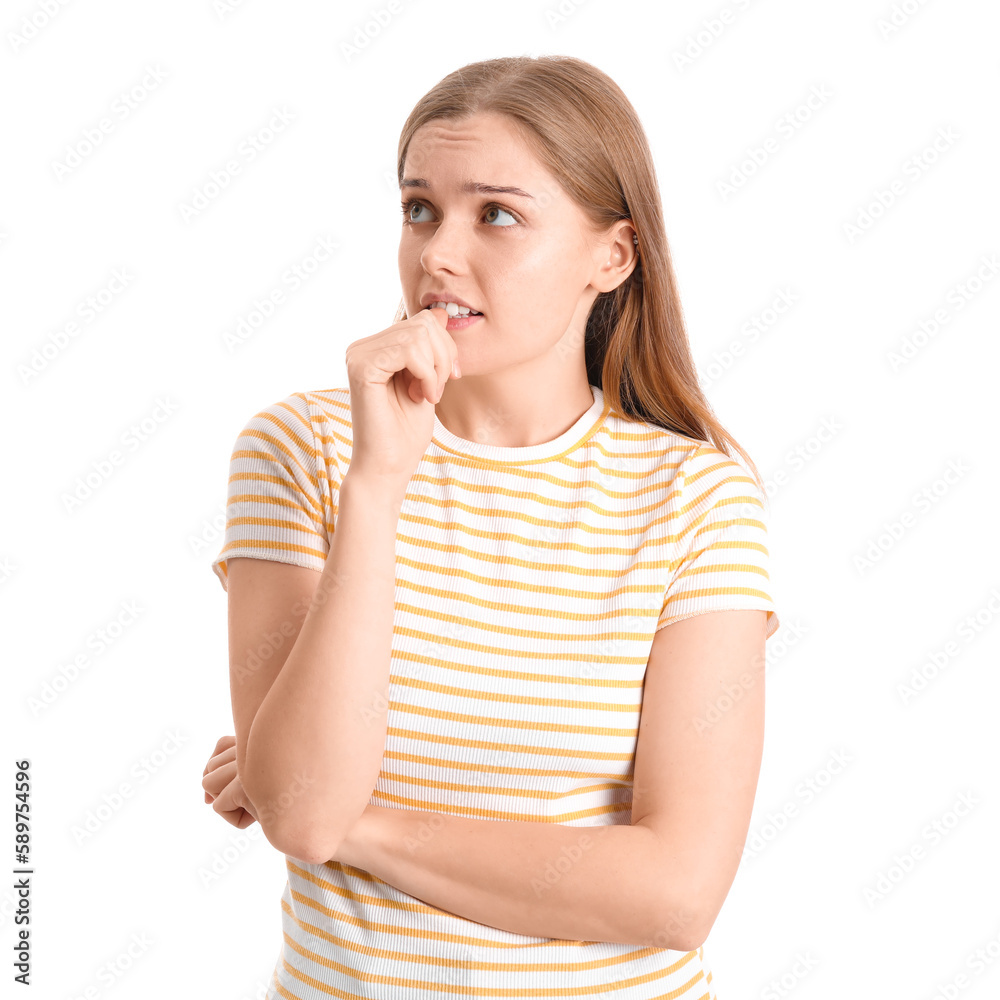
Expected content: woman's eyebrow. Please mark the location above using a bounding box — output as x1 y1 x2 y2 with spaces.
400 178 535 199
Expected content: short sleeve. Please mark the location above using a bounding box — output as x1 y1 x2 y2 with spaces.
210 392 335 591
656 447 779 640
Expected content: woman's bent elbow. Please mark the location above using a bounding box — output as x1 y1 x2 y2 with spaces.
645 898 709 953
276 834 340 866
265 814 342 866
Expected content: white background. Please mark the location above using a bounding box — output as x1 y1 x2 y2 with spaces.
3 0 999 997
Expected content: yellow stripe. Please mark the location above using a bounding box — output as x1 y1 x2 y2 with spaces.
411 443 683 480
390 549 676 586
383 699 641 738
371 767 630 802
392 644 647 674
671 557 771 581
661 584 775 609
394 569 664 609
393 592 663 641
395 499 683 540
388 671 641 713
381 747 630 779
382 726 636 763
366 789 632 823
225 507 327 533
391 641 647 681
215 537 327 563
271 967 308 1000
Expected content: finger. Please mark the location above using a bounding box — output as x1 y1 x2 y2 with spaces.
203 769 230 801
212 780 257 829
210 777 243 815
233 810 257 830
420 308 458 402
201 736 236 774
203 744 236 777
202 759 237 798
233 782 259 824
203 757 236 790
397 324 440 405
212 795 246 828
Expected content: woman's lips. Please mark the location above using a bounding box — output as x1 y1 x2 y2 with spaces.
441 313 484 330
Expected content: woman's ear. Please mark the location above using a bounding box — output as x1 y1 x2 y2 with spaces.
592 222 639 293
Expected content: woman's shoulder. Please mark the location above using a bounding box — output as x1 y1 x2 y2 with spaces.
233 389 352 479
239 386 349 419
294 389 353 460
297 387 351 423
603 409 730 471
606 409 756 499
238 386 351 440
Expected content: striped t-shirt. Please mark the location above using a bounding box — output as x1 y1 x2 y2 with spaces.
211 383 780 1000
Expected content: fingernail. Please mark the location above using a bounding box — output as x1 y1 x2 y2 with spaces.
452 359 461 379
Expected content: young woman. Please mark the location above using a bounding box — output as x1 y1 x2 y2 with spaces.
202 54 780 1000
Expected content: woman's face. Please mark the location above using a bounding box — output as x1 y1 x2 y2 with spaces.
398 113 627 378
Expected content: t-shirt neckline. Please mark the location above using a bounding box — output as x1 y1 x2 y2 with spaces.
431 385 609 465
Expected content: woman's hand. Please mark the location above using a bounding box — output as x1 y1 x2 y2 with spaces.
202 734 259 830
345 306 461 484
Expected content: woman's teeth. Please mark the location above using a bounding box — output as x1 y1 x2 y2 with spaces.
427 301 482 317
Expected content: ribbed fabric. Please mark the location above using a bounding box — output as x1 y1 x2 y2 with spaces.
211 384 780 1000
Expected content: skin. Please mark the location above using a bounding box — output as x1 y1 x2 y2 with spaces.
398 112 638 446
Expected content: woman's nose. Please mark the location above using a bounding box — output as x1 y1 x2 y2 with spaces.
419 224 472 272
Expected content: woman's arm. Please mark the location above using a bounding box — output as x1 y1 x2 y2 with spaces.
331 609 768 951
201 738 690 949
237 471 406 863
334 804 700 950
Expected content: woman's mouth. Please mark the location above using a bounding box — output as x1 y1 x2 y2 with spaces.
441 313 483 331
423 303 484 331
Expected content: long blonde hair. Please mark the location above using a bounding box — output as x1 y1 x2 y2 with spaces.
393 55 765 493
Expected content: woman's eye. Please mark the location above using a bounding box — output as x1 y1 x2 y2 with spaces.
484 206 517 227
405 201 431 223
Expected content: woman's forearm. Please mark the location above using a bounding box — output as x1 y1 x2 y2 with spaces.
333 805 704 950
243 471 405 863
